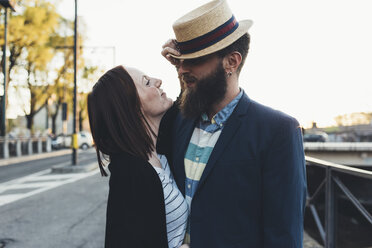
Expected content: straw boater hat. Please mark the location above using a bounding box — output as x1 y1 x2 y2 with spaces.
172 0 253 59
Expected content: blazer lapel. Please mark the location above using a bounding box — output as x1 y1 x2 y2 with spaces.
196 93 251 193
173 117 196 196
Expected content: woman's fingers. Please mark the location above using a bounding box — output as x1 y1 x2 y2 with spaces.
161 39 181 65
162 49 181 66
162 39 175 49
161 46 180 58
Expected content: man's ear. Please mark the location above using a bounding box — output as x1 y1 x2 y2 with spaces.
223 52 242 73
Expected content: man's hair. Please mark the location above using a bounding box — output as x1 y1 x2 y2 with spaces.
87 66 155 176
216 33 250 75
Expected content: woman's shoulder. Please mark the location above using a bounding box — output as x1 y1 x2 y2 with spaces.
108 152 161 181
108 152 147 173
107 152 165 206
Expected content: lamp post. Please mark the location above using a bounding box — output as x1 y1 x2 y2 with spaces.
0 0 16 137
72 0 78 165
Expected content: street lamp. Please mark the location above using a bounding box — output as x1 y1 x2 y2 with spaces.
0 0 16 137
0 0 16 10
72 0 78 165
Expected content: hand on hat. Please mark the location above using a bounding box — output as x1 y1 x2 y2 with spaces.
161 39 181 66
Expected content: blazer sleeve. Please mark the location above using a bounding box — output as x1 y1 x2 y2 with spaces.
262 117 307 248
157 101 180 162
105 157 168 248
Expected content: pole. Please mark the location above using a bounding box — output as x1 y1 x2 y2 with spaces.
325 167 335 248
72 0 78 165
1 7 8 137
45 99 49 130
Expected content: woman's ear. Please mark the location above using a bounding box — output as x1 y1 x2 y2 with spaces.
223 52 242 73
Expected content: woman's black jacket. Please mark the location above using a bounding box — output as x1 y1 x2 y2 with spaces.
105 152 168 248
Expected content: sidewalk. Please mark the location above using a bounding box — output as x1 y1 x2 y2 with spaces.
0 149 72 167
0 149 324 247
0 148 98 174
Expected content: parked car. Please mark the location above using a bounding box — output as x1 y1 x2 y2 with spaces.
51 131 94 150
51 134 65 150
303 131 328 142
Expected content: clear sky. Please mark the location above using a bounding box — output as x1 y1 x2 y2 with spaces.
58 0 372 128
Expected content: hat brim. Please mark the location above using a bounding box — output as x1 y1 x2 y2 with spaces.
171 19 253 60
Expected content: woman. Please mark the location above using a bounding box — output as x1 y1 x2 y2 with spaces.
87 65 189 248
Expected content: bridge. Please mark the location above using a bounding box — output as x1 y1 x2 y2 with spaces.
304 142 372 167
305 156 372 248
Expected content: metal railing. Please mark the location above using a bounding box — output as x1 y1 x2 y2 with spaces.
0 136 52 159
306 156 372 248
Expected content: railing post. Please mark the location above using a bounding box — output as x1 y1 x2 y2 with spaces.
3 137 9 159
325 167 336 248
16 139 21 157
28 138 33 155
37 137 42 154
46 136 51 152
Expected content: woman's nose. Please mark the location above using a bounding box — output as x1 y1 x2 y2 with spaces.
154 79 162 88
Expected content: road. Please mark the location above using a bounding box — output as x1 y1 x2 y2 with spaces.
0 149 323 248
0 149 98 184
0 149 108 248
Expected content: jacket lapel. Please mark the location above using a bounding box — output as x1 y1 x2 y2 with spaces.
196 93 251 193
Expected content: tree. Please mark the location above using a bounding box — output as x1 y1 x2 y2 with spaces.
78 66 99 131
1 1 89 133
0 1 59 132
334 112 372 126
47 16 87 135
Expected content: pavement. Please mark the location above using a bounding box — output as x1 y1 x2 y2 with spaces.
0 167 107 248
0 149 73 167
0 149 323 247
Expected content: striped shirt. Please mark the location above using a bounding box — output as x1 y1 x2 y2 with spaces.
184 90 243 243
153 154 189 248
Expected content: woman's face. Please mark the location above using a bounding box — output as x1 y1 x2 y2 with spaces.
125 66 173 119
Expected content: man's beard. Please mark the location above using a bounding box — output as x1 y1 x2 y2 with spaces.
179 61 227 120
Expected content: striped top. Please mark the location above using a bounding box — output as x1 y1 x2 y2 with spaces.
183 90 243 243
153 154 189 248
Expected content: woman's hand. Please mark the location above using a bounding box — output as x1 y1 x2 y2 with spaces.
179 244 190 248
161 39 181 66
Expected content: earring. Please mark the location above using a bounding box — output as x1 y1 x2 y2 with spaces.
227 71 232 77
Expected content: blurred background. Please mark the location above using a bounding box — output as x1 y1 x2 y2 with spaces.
0 0 371 247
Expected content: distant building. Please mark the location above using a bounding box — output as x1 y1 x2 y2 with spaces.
306 123 372 142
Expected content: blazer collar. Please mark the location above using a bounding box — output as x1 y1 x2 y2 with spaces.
173 117 196 196
173 91 252 197
196 91 251 195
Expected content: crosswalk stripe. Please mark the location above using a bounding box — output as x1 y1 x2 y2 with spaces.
0 166 100 207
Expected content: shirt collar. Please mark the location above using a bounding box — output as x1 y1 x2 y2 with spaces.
201 89 243 126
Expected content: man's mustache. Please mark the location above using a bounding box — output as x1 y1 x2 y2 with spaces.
181 74 197 84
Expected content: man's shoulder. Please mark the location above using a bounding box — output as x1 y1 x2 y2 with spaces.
241 95 299 127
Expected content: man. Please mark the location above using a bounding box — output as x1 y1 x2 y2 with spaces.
159 0 307 247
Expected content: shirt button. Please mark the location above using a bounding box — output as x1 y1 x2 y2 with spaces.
220 123 223 127
188 184 191 189
195 157 199 161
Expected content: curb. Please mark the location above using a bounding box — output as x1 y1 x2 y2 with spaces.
0 149 73 167
51 161 98 174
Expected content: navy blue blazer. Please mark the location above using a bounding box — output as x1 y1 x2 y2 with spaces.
160 92 307 248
